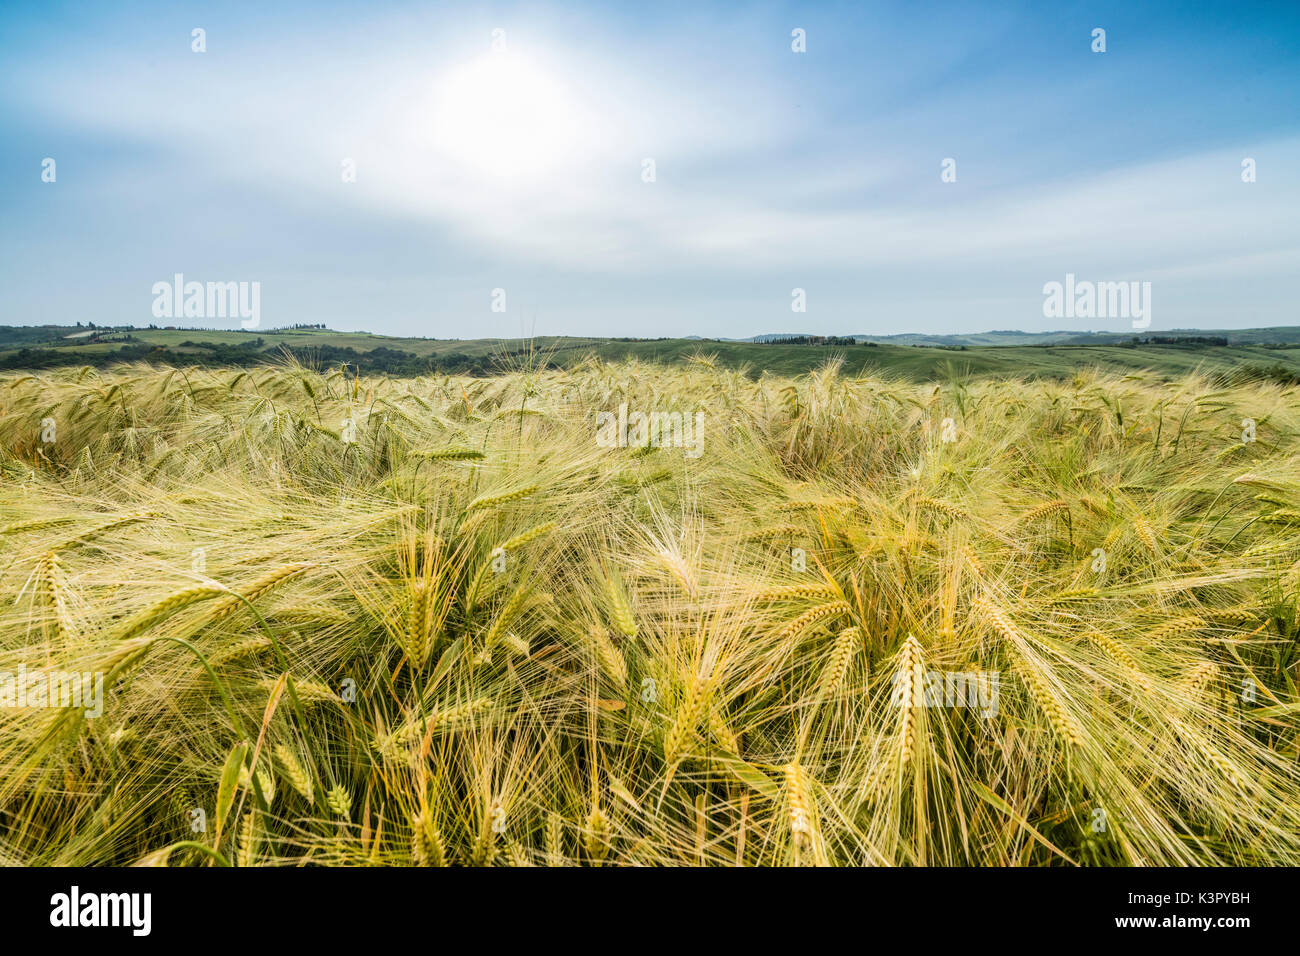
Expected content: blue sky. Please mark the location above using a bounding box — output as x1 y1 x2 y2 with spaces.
2 0 1298 338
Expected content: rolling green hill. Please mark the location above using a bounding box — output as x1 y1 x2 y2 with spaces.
3 324 1300 384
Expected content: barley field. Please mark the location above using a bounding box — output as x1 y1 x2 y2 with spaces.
2 357 1299 866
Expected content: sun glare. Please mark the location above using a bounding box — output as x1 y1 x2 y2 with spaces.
430 53 585 182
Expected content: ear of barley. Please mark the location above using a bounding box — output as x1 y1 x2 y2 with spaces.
544 812 567 866
253 767 276 807
777 601 852 642
1205 608 1261 625
625 466 672 487
1150 614 1205 641
41 551 75 643
663 678 706 766
776 500 820 512
1191 736 1251 796
1 516 75 535
93 636 155 682
1087 631 1153 693
784 763 818 863
113 585 228 643
168 786 194 836
274 744 314 804
326 785 352 820
485 585 532 648
405 578 430 664
1079 496 1109 516
237 810 258 868
411 810 446 867
707 707 738 753
1253 512 1300 528
756 583 840 603
374 698 492 759
462 556 497 614
470 801 502 867
917 497 970 520
425 447 484 461
585 807 611 865
1253 494 1292 509
605 573 637 638
1008 654 1084 749
656 549 698 599
962 546 986 577
506 840 534 867
262 679 338 705
817 626 860 701
466 485 539 513
1131 514 1158 552
744 524 806 541
209 636 273 669
60 511 155 548
1048 587 1098 606
430 696 493 729
1181 661 1219 698
1017 500 1069 524
586 624 628 689
894 636 925 769
973 595 1022 644
208 563 313 624
501 521 557 551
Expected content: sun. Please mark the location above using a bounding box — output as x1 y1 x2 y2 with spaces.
429 53 584 183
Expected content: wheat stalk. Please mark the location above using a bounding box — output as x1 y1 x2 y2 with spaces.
1087 631 1154 693
756 583 840 602
274 745 314 803
586 624 628 688
326 785 352 819
777 601 852 642
585 807 611 865
1017 500 1070 524
210 636 274 668
236 810 258 868
41 551 74 643
411 809 446 867
605 572 637 638
817 626 860 701
466 485 539 513
1008 653 1085 749
784 763 819 864
485 584 533 648
501 521 557 551
545 812 566 866
663 677 706 767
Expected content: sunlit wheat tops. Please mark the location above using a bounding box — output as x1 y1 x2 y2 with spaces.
1 360 1299 866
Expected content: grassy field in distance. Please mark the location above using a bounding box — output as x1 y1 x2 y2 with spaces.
5 324 1300 382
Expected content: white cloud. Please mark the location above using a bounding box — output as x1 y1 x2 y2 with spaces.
5 9 1297 334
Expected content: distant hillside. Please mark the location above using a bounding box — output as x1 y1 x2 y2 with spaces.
848 328 1300 347
4 323 1300 383
735 327 1300 347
